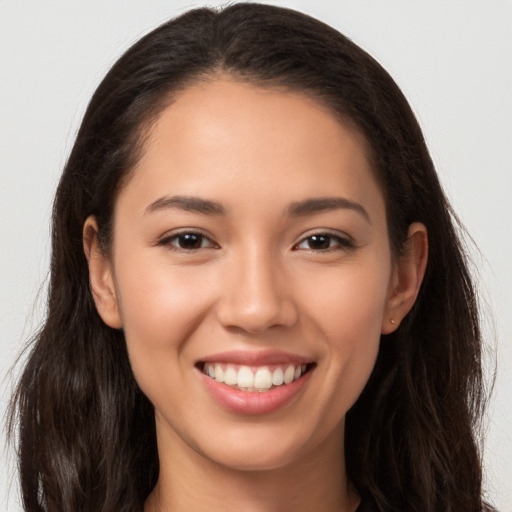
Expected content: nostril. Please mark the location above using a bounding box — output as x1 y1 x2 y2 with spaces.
214 262 299 333
216 298 299 334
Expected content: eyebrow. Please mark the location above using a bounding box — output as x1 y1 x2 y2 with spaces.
144 194 370 223
145 195 225 215
287 197 371 224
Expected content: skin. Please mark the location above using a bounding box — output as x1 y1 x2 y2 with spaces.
84 78 427 512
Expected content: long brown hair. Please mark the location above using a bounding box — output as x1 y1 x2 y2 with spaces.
9 4 492 511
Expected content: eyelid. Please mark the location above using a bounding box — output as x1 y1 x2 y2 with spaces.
157 228 354 253
293 229 355 251
158 229 219 251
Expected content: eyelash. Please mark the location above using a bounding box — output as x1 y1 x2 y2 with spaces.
158 231 218 252
159 231 353 254
293 232 354 253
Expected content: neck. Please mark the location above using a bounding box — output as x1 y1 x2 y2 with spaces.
145 421 359 512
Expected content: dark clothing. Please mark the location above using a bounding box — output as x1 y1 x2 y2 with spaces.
355 494 378 511
354 495 496 512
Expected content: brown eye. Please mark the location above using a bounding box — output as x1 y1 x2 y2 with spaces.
295 233 353 252
161 232 217 251
175 233 204 249
305 234 331 250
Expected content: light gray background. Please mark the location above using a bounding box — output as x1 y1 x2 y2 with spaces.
1 1 511 510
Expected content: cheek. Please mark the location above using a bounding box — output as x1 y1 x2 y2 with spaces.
113 254 215 381
300 260 390 402
303 259 391 340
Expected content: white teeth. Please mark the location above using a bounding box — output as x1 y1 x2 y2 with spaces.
204 362 308 392
224 366 237 385
237 366 254 388
283 365 295 384
272 367 284 386
214 365 224 383
253 368 273 389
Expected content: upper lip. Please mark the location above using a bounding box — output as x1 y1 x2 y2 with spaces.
198 349 313 366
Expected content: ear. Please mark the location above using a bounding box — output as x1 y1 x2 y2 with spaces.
83 216 123 329
381 222 428 334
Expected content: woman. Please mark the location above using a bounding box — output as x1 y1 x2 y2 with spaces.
9 3 493 511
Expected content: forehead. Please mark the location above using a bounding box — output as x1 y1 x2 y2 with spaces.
120 78 385 221
144 78 370 165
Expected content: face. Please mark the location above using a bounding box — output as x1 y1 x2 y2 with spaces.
87 79 410 472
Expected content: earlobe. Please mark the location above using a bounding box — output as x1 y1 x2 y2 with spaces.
83 216 123 329
382 222 428 334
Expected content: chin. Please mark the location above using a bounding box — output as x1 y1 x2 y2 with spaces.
191 419 330 473
206 444 305 472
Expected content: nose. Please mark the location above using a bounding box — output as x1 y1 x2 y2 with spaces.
215 246 299 334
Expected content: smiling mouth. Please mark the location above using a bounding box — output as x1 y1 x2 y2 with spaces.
199 362 315 393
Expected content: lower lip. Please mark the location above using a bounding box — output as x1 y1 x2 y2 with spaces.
200 369 313 415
